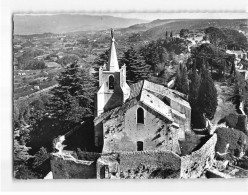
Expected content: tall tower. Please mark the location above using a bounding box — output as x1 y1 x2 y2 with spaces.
95 29 130 117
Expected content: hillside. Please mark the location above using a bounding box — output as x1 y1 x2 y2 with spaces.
13 14 147 35
119 19 180 33
120 19 248 40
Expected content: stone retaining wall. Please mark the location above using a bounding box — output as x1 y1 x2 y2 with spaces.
180 134 217 179
50 155 96 179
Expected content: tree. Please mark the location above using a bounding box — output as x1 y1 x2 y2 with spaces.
197 66 218 120
48 61 96 122
165 31 168 38
58 54 79 66
215 127 248 159
188 61 202 128
179 29 189 39
93 49 110 87
170 31 173 37
174 63 189 95
205 27 227 47
230 71 248 114
25 59 46 70
121 47 151 85
13 125 40 179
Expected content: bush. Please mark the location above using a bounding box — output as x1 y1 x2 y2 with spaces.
215 127 248 158
225 113 238 128
225 113 248 135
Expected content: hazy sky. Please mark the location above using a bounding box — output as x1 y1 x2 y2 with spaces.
17 12 248 22
89 12 248 21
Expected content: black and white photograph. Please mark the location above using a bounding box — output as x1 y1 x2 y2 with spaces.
2 0 248 192
12 12 248 180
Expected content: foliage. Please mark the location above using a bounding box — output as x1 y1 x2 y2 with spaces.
128 33 142 42
229 71 248 115
174 63 189 95
33 147 49 168
17 49 44 69
24 59 46 70
180 29 189 39
140 40 170 71
189 43 234 78
121 46 151 84
225 113 239 129
188 62 201 106
48 62 96 122
93 49 110 87
205 27 227 47
13 125 39 179
13 129 32 163
13 61 96 178
205 27 248 49
188 62 203 128
215 127 248 158
197 66 218 120
57 54 79 66
222 28 248 49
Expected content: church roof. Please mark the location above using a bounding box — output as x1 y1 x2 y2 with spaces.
128 80 190 109
129 80 144 99
94 89 174 124
107 29 119 72
142 80 191 109
94 80 190 124
140 89 174 122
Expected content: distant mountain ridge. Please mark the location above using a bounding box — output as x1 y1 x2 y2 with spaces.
13 14 148 35
119 19 248 40
119 19 182 33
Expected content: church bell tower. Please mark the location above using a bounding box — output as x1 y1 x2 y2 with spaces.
95 29 130 117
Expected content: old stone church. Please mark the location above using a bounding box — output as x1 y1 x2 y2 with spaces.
94 30 191 155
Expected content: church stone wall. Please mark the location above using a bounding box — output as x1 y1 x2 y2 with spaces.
102 102 181 154
118 150 181 178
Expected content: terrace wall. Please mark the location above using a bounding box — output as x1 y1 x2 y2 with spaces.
50 155 96 179
180 134 217 179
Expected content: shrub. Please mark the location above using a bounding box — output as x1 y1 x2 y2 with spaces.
225 113 238 128
225 113 248 135
215 127 248 158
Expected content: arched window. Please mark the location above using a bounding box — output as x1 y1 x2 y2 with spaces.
137 141 143 151
137 107 144 124
109 75 114 90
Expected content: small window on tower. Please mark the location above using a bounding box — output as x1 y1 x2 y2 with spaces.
109 75 114 90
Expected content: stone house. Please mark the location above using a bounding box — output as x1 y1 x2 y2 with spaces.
94 30 191 155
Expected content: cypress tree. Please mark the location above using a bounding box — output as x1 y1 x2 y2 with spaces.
188 61 202 128
189 62 201 106
197 66 218 119
121 47 151 85
174 63 189 95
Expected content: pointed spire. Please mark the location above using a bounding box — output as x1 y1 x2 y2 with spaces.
107 28 119 72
